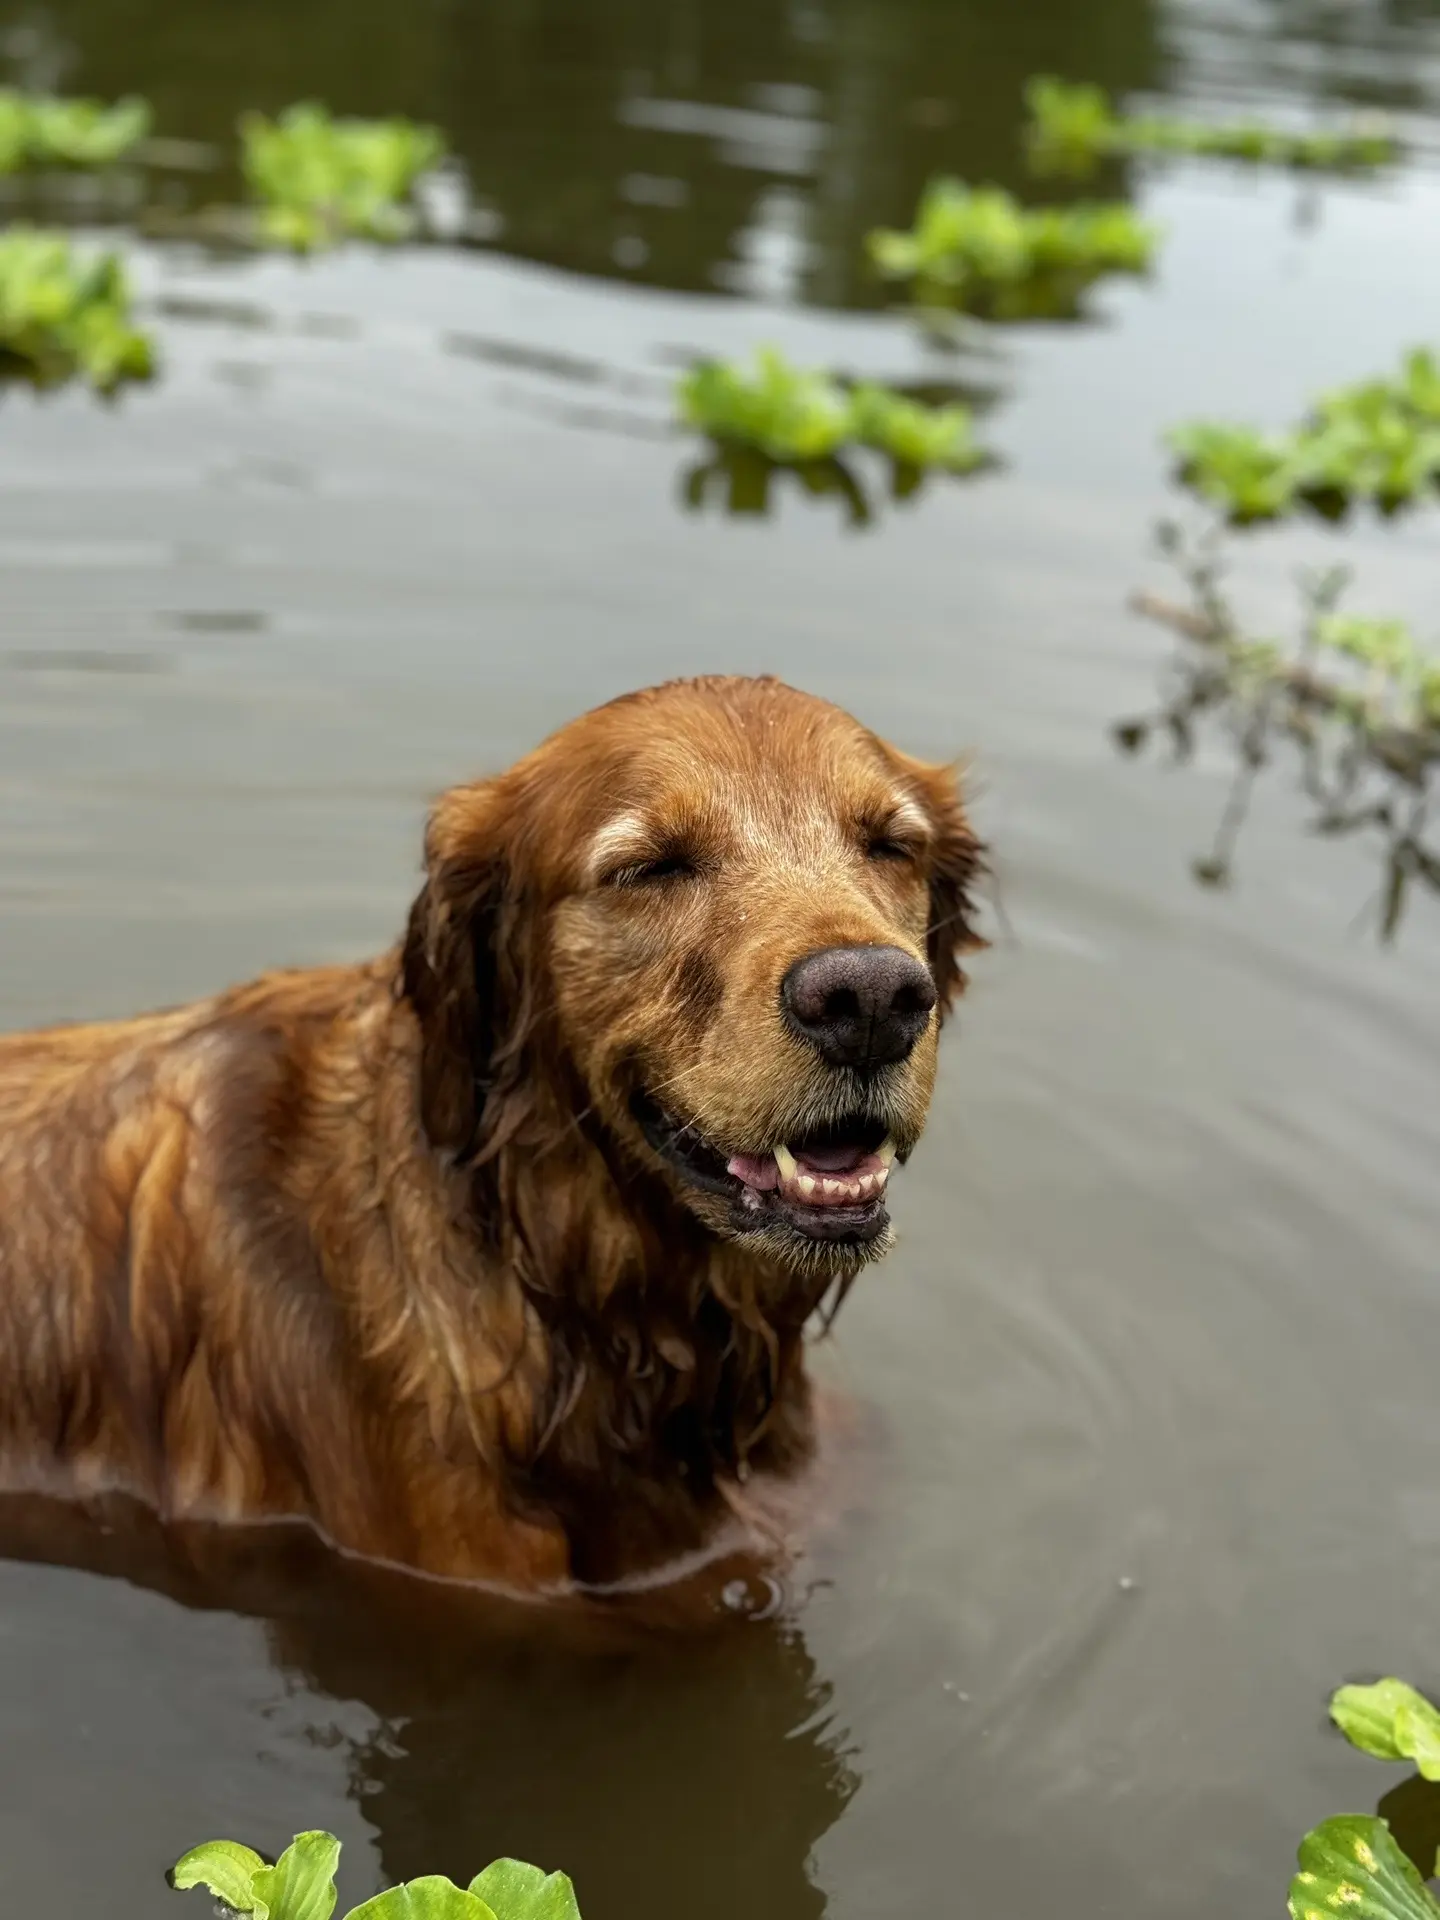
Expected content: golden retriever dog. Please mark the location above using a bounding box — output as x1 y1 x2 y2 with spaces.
0 676 981 1593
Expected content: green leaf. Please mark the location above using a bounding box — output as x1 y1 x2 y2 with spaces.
1398 1699 1440 1782
1332 1680 1440 1779
1332 1680 1415 1760
1289 1816 1440 1920
171 1839 268 1914
249 1831 341 1920
468 1859 582 1920
348 1875 497 1920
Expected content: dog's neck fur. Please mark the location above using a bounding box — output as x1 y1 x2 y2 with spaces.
468 1094 829 1585
353 983 828 1587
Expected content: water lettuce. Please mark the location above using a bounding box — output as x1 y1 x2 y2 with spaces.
1026 75 1398 175
1285 1682 1440 1920
172 1831 581 1920
0 89 150 172
866 176 1157 320
240 103 444 251
678 347 987 474
1170 350 1440 524
0 228 154 392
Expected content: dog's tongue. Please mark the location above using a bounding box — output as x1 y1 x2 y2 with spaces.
727 1152 780 1190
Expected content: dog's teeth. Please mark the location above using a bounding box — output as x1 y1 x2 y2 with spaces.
776 1141 894 1206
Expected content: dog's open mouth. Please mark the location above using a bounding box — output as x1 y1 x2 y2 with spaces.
633 1093 896 1244
724 1136 896 1207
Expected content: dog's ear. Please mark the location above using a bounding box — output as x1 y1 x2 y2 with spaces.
915 760 987 1017
401 782 514 1158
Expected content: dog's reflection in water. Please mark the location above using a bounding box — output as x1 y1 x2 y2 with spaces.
0 1492 856 1920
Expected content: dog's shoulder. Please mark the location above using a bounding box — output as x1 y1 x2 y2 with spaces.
0 956 401 1272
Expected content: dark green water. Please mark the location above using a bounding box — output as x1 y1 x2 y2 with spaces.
3 1 1440 1916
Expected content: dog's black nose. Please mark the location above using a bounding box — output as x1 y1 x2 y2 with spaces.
781 945 937 1071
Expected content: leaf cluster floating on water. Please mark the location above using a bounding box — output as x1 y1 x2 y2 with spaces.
1283 1681 1440 1920
865 176 1158 321
677 347 987 474
0 228 155 392
1116 523 1440 936
240 103 445 251
1169 349 1440 525
172 1829 583 1920
0 89 151 172
1025 75 1399 176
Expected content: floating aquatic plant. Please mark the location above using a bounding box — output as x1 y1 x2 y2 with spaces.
677 348 988 475
1170 349 1440 526
1025 75 1399 176
0 228 154 392
0 89 151 173
240 103 445 251
172 1829 582 1920
679 349 851 462
866 176 1157 321
1165 422 1298 524
1116 523 1440 936
1283 1678 1440 1920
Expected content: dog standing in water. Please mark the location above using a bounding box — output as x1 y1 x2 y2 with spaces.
0 676 982 1592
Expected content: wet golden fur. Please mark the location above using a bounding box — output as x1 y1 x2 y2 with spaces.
0 677 981 1590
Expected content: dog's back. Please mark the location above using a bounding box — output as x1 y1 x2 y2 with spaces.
0 999 201 1494
0 961 573 1584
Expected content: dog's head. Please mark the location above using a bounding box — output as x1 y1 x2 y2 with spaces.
402 676 982 1279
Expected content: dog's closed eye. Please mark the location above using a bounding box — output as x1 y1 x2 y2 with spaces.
862 796 932 868
866 835 919 865
606 852 698 889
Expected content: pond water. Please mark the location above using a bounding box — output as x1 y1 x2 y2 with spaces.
4 1 1440 1915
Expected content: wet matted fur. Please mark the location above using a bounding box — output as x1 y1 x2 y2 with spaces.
0 676 982 1590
